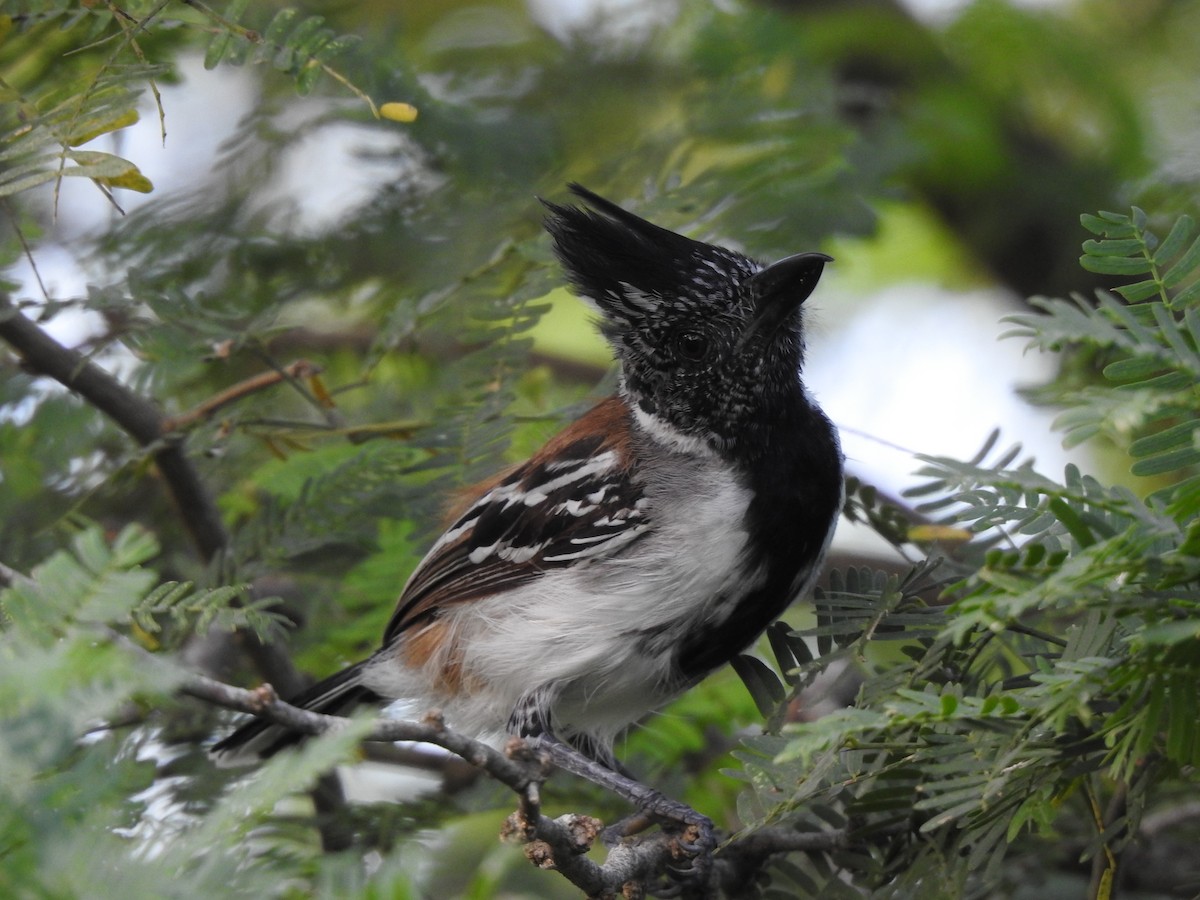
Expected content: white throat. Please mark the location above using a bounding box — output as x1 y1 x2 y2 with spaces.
628 400 716 458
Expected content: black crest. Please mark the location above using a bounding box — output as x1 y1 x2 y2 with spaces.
541 184 760 326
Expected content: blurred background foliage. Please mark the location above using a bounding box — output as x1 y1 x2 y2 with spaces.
1 0 1199 897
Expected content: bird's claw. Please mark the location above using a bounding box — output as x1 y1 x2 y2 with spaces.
656 815 715 895
675 815 716 857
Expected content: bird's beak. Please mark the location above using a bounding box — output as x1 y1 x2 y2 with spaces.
737 252 832 350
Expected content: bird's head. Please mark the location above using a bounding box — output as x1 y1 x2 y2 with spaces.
542 183 830 457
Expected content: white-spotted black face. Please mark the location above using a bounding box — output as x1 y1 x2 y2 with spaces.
543 184 829 453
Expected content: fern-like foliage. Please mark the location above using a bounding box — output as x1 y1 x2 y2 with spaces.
1005 208 1200 498
131 580 286 648
0 523 282 649
733 209 1200 897
0 54 161 200
0 2 382 213
200 2 365 99
0 522 380 899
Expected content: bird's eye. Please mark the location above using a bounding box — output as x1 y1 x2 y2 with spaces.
676 331 710 362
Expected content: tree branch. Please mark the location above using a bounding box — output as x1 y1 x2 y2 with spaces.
0 293 340 844
0 293 226 558
178 661 850 899
184 668 690 896
160 358 324 432
183 672 539 792
0 293 303 694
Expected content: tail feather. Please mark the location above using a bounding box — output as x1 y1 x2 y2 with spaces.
211 660 381 764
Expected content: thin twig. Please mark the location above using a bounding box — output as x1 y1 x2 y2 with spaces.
83 613 852 898
186 666 852 897
246 345 345 430
182 672 538 792
3 200 51 301
161 359 323 432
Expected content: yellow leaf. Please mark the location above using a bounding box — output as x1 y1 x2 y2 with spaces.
380 101 418 123
308 372 336 409
130 621 161 651
62 151 154 192
67 107 140 147
98 168 154 193
907 524 973 544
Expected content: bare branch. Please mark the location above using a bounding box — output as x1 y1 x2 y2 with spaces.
0 292 227 558
183 667 689 895
0 292 305 694
0 559 32 590
161 358 323 432
179 662 854 899
183 671 539 793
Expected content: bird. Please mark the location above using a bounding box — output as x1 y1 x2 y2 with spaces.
213 183 843 841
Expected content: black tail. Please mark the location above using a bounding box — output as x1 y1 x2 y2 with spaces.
211 660 382 764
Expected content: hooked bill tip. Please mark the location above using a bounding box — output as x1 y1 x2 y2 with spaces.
736 252 831 351
749 251 831 301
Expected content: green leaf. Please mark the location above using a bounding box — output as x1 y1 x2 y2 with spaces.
1081 212 1135 238
282 16 328 63
1114 279 1163 303
1128 421 1199 458
204 29 233 70
65 108 140 147
296 61 323 95
732 654 786 718
1163 234 1200 288
1079 254 1153 276
1047 497 1095 548
1155 215 1194 263
262 8 298 48
1102 355 1164 382
1171 279 1200 308
313 33 361 62
1135 619 1200 645
109 524 160 568
1130 446 1200 477
1082 238 1144 257
1122 371 1193 391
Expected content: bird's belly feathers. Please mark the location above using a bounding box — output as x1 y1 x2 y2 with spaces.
362 462 763 744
